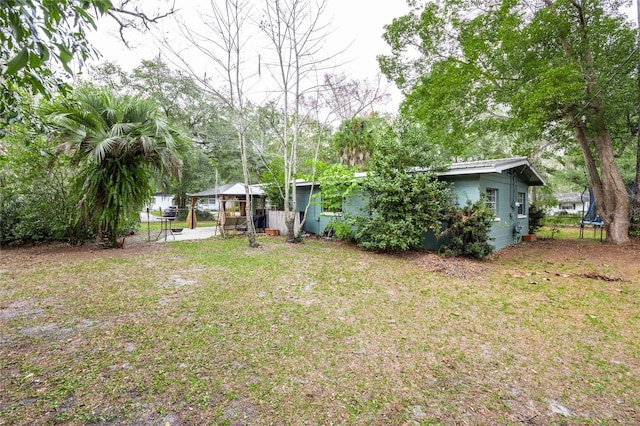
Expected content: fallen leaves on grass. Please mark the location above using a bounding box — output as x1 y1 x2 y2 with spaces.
407 251 488 279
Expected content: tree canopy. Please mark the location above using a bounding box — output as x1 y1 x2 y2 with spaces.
1 0 175 132
379 0 638 243
43 87 187 247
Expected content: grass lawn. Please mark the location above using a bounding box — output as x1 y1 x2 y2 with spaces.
1 233 639 425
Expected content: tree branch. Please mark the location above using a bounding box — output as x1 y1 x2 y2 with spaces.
107 1 178 47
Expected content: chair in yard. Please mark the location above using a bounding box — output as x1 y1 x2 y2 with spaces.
220 216 248 236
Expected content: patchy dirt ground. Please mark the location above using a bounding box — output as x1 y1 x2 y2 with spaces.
0 233 164 267
1 235 639 425
0 235 640 281
492 237 640 282
2 235 639 281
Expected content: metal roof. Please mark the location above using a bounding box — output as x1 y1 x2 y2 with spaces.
555 192 590 203
296 157 546 187
433 157 546 186
187 183 265 197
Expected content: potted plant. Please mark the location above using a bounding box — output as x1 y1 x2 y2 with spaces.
525 203 546 242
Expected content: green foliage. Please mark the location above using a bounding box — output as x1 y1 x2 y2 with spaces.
75 156 151 247
331 220 356 242
261 157 286 210
0 0 111 130
439 198 495 259
316 163 360 213
89 58 245 190
544 212 582 227
172 147 217 207
331 116 384 166
379 2 638 242
528 203 546 234
369 118 449 172
348 120 452 252
314 163 360 242
352 170 451 252
0 127 91 245
547 215 563 239
43 87 188 248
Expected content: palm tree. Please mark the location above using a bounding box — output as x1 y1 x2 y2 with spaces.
331 116 383 168
44 88 188 248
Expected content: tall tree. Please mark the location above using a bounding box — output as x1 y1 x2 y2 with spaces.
380 0 637 244
43 87 187 248
0 0 175 129
633 0 640 235
260 0 333 242
331 115 384 167
167 0 260 247
89 58 245 186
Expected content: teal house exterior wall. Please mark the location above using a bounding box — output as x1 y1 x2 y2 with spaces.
478 172 531 250
295 158 544 251
296 185 366 236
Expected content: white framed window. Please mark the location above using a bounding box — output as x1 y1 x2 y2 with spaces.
517 192 526 216
486 188 497 214
559 203 576 210
321 196 343 214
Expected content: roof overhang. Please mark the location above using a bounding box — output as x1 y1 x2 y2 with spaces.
434 157 546 186
294 157 546 187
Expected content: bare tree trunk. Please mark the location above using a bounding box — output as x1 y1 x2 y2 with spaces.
261 0 330 243
239 129 258 247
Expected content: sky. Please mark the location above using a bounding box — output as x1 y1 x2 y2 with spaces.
85 1 638 115
85 0 410 112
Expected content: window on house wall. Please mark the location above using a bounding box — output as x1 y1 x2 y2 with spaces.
486 188 497 214
321 196 343 214
517 192 526 216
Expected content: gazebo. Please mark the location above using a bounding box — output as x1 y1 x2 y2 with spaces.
186 183 266 230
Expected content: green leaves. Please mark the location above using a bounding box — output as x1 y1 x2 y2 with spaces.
346 120 452 253
1 0 114 132
439 198 495 259
5 48 29 75
43 87 188 247
330 117 381 167
352 169 451 253
380 0 638 162
316 163 360 213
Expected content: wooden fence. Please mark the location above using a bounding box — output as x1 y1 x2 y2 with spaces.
267 210 300 235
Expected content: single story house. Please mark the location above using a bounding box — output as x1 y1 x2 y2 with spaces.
146 192 175 212
295 157 546 251
547 192 591 216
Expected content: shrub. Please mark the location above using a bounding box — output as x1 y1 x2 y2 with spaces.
528 203 546 233
351 170 451 252
439 198 495 259
344 118 452 253
321 219 356 242
0 132 92 245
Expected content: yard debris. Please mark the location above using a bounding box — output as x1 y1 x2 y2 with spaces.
441 357 455 370
576 272 625 282
408 252 487 278
554 272 626 282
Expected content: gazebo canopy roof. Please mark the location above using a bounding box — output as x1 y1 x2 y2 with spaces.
187 183 265 198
